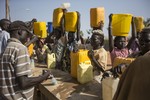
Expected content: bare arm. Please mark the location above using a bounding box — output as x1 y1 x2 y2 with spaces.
127 17 137 49
76 11 80 42
17 71 51 90
88 50 105 73
25 35 38 47
108 14 114 52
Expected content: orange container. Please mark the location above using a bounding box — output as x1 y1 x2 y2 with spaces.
90 7 105 28
53 8 64 28
111 14 132 36
28 43 34 56
65 11 78 32
71 49 90 78
134 16 145 32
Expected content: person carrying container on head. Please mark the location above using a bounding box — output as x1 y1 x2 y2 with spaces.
108 14 136 64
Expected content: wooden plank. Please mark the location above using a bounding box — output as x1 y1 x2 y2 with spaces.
33 65 102 100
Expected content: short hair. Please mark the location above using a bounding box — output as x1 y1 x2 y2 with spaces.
0 18 11 28
9 20 32 35
114 36 126 43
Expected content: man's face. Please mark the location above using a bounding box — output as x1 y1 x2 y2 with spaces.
20 30 30 44
3 21 11 31
139 33 150 54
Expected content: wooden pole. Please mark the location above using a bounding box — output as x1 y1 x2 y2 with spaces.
5 0 10 20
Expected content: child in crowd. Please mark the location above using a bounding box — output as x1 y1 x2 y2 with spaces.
34 38 51 63
113 27 150 99
63 32 79 72
108 14 137 64
52 28 67 70
108 26 150 77
88 30 107 80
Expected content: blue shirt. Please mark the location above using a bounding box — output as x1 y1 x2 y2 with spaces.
0 30 10 55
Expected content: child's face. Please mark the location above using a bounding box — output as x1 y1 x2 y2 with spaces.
91 34 102 47
139 32 150 54
115 37 126 49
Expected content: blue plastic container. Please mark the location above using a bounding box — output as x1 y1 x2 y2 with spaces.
47 22 53 34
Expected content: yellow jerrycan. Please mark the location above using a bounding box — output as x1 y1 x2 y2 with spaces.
53 8 64 28
113 57 135 77
65 11 78 32
90 7 105 28
47 53 56 69
71 49 90 78
134 16 145 32
77 61 93 84
28 43 34 56
111 14 132 36
113 57 135 67
33 22 47 38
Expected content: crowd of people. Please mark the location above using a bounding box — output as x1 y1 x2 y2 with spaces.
0 12 150 100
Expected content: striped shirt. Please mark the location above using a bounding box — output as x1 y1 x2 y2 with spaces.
0 38 34 100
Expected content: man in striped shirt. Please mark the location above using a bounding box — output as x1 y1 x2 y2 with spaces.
0 21 51 100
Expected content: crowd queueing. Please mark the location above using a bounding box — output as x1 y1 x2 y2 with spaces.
0 13 150 100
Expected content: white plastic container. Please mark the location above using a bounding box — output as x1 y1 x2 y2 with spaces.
77 61 93 84
47 53 56 69
102 77 119 100
30 59 35 70
61 3 71 9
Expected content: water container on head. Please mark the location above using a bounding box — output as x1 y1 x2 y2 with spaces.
33 22 47 38
134 16 145 32
65 11 78 32
90 7 105 28
111 14 132 36
53 8 64 28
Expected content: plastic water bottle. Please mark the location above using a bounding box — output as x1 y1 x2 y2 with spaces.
51 75 57 85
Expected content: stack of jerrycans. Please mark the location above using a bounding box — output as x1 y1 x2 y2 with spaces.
71 49 93 84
